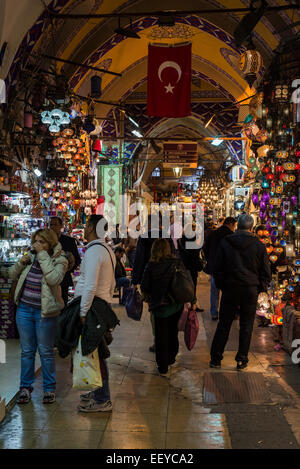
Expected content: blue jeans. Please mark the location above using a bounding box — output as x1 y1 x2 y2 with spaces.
93 359 110 403
16 302 57 392
210 276 220 317
116 277 131 304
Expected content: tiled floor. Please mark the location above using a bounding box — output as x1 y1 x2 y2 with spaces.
0 339 41 408
1 273 300 449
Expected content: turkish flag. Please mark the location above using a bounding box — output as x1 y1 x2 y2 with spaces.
147 43 191 118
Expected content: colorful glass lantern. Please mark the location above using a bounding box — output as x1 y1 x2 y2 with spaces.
239 49 263 88
93 139 102 152
271 315 283 325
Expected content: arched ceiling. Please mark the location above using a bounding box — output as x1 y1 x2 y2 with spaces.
1 0 299 184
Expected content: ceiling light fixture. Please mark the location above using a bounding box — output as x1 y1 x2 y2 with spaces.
132 129 143 138
211 138 224 146
204 114 216 128
128 116 140 127
115 17 140 39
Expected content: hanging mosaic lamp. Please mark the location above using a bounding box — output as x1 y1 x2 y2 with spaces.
239 49 263 88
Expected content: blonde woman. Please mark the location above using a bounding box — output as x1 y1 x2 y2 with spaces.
9 229 68 404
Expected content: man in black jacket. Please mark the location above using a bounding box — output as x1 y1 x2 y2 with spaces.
210 214 272 370
203 217 237 320
49 217 81 305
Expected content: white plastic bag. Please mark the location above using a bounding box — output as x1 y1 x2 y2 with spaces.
72 336 102 390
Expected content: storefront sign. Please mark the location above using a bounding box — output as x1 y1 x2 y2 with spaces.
163 142 198 168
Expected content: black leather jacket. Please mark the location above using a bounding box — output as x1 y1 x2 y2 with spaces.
56 296 120 357
213 230 272 292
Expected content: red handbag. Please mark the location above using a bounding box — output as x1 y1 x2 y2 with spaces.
184 308 199 351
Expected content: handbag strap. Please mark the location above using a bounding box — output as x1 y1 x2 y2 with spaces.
86 242 116 272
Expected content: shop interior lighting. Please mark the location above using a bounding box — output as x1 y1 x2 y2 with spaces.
34 168 42 177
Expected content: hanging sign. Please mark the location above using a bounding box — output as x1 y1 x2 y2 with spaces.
163 142 198 168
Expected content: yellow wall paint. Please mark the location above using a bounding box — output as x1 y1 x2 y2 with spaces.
57 0 281 74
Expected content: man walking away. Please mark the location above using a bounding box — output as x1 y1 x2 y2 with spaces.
75 215 116 412
203 217 237 320
210 214 271 370
49 217 81 306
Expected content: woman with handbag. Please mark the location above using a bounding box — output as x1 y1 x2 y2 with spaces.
9 229 68 404
141 238 187 375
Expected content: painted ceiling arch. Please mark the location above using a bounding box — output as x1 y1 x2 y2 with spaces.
3 0 300 93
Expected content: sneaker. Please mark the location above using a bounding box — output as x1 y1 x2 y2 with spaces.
80 391 95 402
17 388 31 404
236 361 248 370
77 399 113 413
211 315 219 321
209 360 221 368
43 392 56 404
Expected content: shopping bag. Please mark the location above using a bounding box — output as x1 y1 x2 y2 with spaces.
184 308 199 351
72 336 102 390
125 287 143 321
177 303 191 331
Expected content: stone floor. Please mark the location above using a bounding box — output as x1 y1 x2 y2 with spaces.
1 273 300 449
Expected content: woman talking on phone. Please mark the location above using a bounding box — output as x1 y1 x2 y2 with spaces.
9 229 68 404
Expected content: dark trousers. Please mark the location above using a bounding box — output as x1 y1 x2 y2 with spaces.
210 286 258 363
127 250 136 268
154 310 182 373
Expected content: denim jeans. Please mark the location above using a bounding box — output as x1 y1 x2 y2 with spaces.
93 359 111 403
16 302 57 392
116 276 131 304
210 276 220 317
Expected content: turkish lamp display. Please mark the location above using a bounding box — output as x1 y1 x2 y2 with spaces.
285 244 295 258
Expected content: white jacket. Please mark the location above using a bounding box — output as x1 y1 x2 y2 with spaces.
74 239 116 317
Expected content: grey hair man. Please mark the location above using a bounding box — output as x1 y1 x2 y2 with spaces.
210 213 272 370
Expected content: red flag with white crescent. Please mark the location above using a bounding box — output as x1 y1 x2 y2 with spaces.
147 43 191 118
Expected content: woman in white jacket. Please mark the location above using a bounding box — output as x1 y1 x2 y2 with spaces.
9 229 68 404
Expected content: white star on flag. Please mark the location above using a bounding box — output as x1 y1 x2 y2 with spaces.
165 83 175 94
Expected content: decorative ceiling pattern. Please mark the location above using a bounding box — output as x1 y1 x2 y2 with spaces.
69 14 245 89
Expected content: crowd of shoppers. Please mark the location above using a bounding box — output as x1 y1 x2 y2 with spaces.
9 210 272 411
